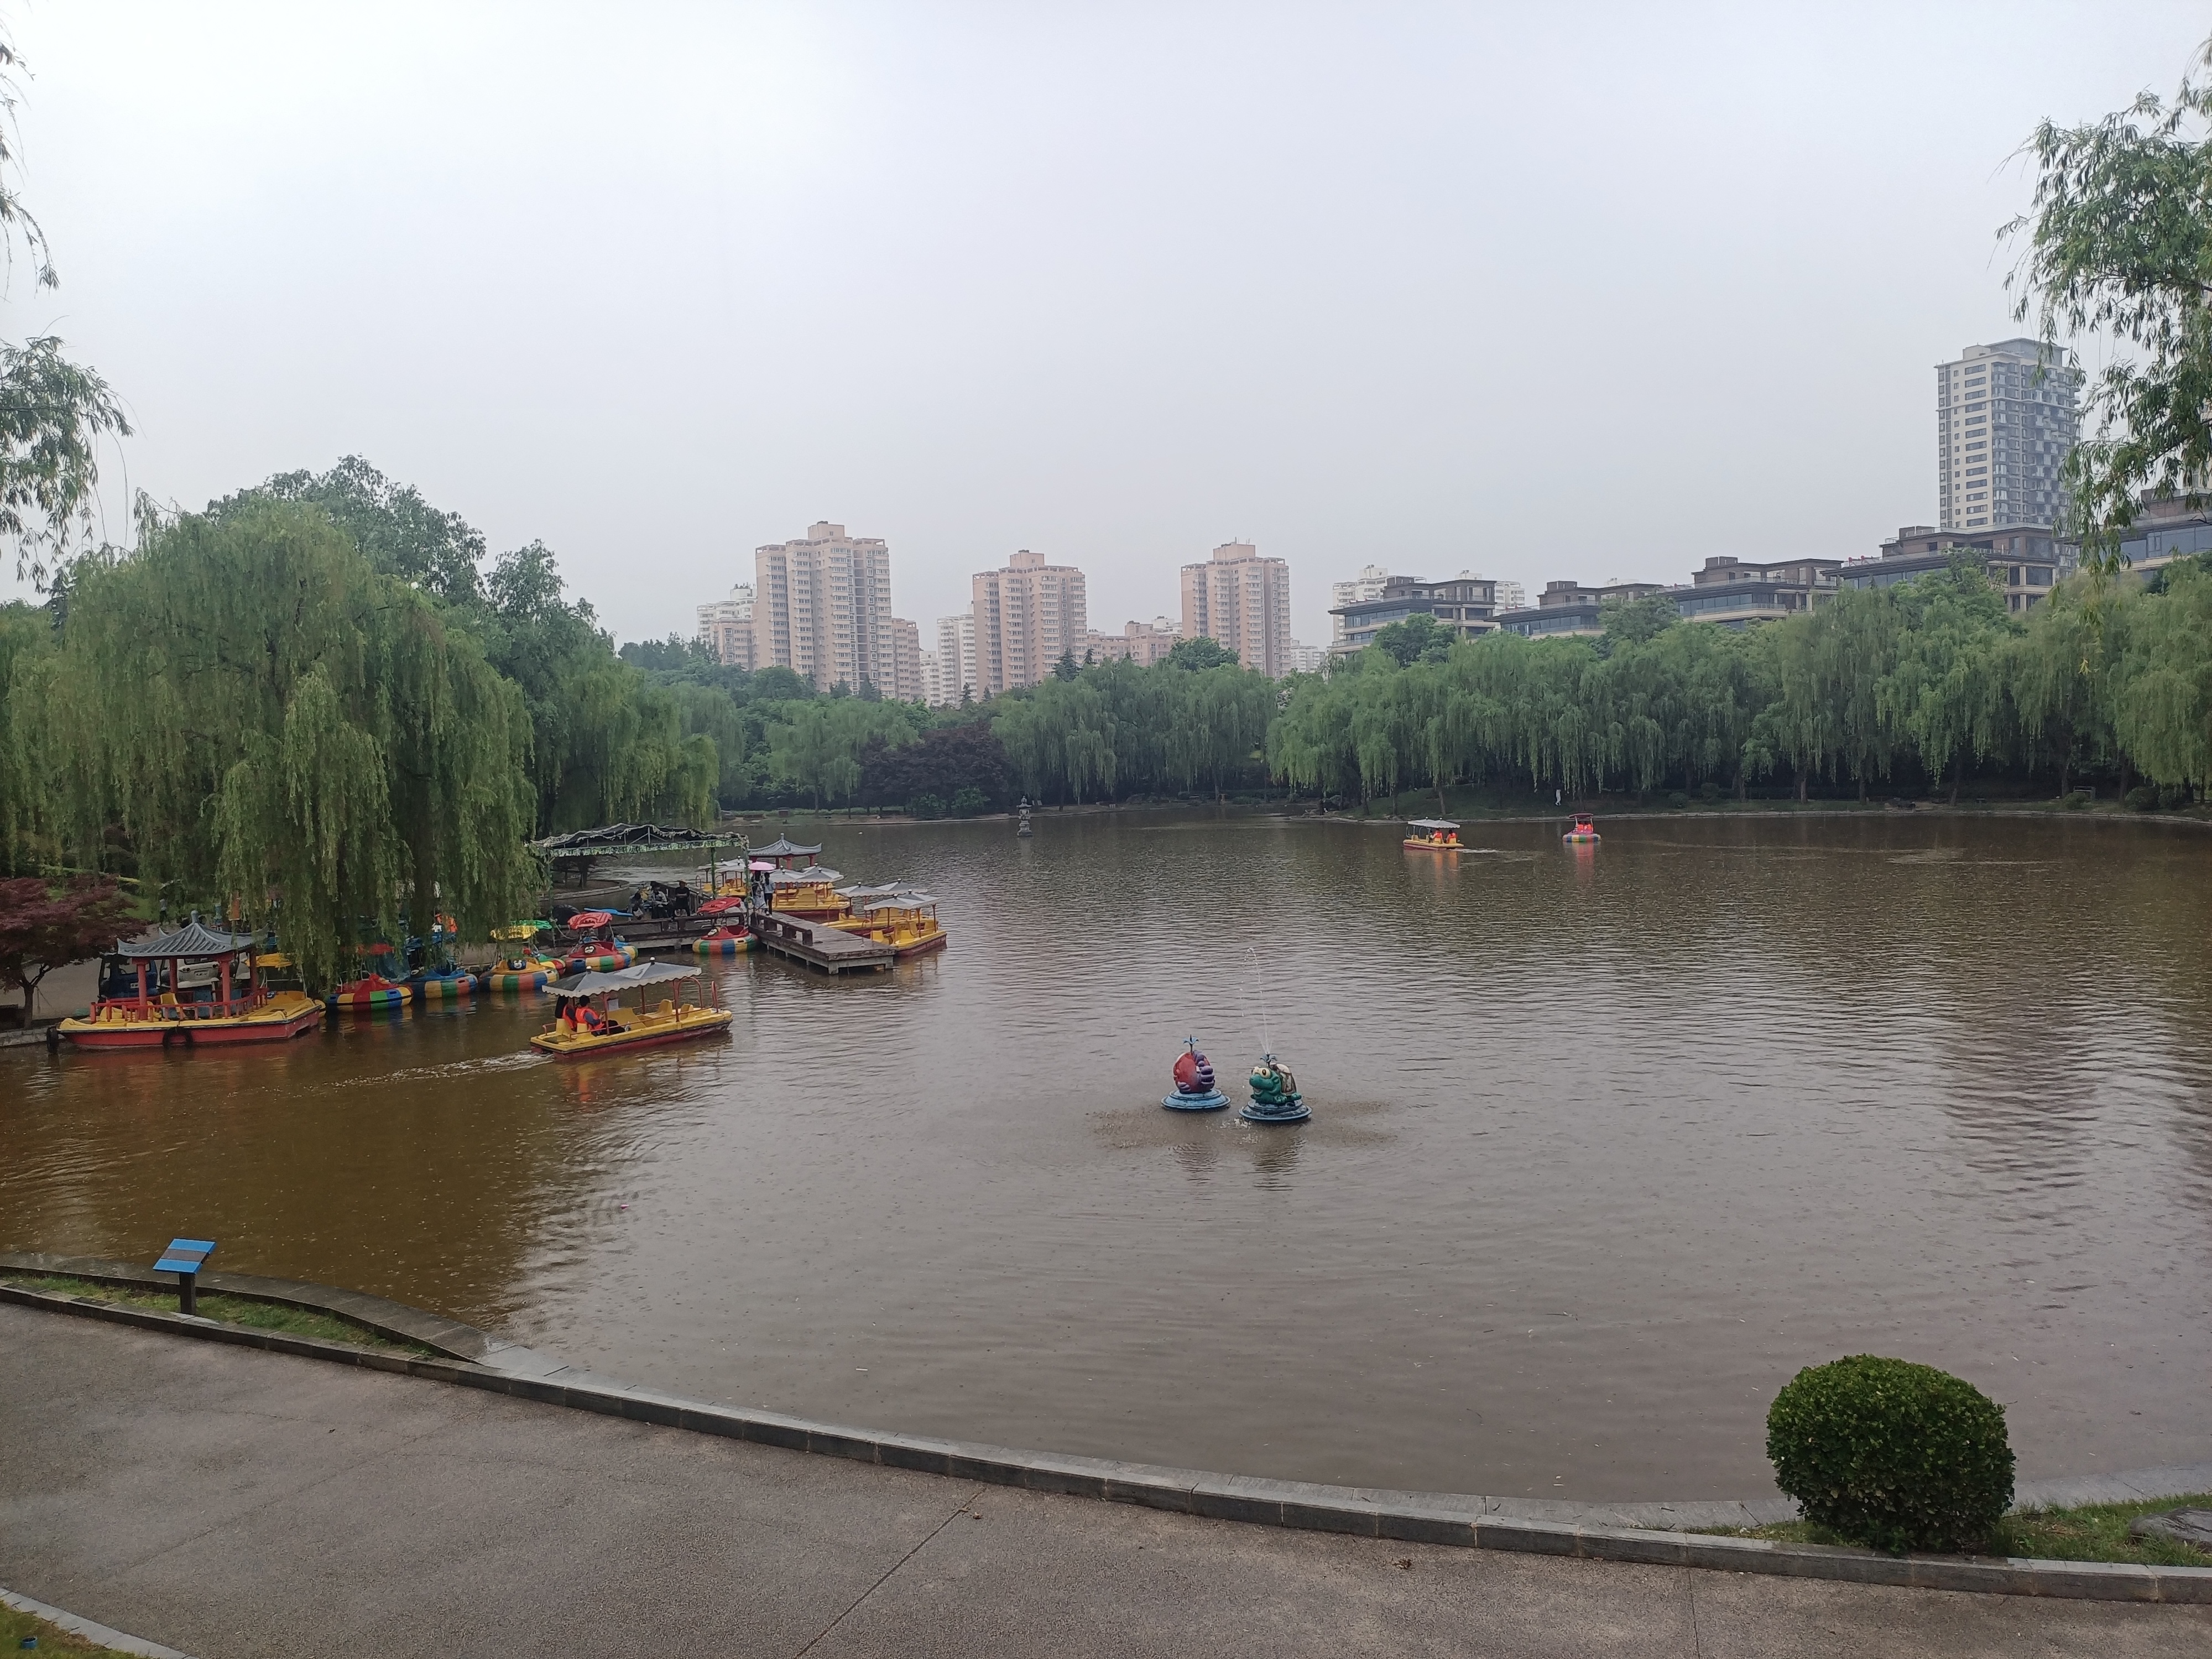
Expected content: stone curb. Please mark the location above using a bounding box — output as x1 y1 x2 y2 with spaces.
6 1275 2210 1604
1 1585 197 1657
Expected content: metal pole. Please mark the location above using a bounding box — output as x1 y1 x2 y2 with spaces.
179 1270 196 1317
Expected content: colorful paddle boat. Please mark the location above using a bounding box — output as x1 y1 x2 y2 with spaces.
486 954 560 991
1162 1036 1229 1111
58 917 325 1049
531 961 733 1058
557 911 635 973
408 963 477 1000
690 895 753 954
1404 817 1463 851
1563 812 1600 844
1239 1052 1310 1124
327 973 409 1011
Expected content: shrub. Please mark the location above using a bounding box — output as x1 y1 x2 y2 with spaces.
1765 1355 2014 1554
2158 782 2191 809
2057 791 2090 810
1699 780 1720 803
1667 790 1690 809
948 786 987 817
908 793 945 820
2124 786 2160 811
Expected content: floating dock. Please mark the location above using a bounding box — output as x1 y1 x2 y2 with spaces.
752 911 894 975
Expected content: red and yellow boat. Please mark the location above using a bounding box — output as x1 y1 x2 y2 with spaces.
531 961 733 1058
556 911 636 973
769 865 849 922
829 889 947 959
58 919 324 1049
1403 817 1463 851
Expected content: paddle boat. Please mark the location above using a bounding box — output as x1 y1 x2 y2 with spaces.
531 961 734 1058
486 954 560 990
1563 812 1600 844
58 917 325 1049
1162 1036 1229 1111
769 864 850 922
1404 817 1463 852
828 891 947 959
556 911 636 973
690 894 754 954
327 943 410 1011
1239 1052 1310 1124
408 962 477 1000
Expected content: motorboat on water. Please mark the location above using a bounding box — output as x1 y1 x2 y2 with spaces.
530 961 733 1058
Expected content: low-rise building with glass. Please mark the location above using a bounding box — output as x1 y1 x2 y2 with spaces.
1330 573 1499 655
1494 578 1671 639
1841 524 2074 614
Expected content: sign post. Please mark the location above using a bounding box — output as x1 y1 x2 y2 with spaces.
154 1238 216 1317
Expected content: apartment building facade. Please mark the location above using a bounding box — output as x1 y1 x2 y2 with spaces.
972 549 1088 695
933 612 979 706
1937 340 2081 532
1330 574 1499 655
695 582 757 669
752 523 900 693
1181 541 1293 676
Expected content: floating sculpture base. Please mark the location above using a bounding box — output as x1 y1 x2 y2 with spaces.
1162 1089 1229 1112
1239 1093 1310 1124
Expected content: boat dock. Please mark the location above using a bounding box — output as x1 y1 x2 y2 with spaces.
752 912 894 975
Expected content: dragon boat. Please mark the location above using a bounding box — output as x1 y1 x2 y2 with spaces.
1404 817 1463 851
58 919 325 1049
1239 1052 1310 1124
1563 812 1600 844
1162 1036 1228 1110
531 961 733 1058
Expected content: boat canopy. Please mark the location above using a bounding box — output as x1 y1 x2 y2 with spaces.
536 823 729 852
770 864 843 885
864 893 938 912
1407 819 1459 831
117 919 257 959
696 895 747 915
547 961 703 1000
568 910 617 927
752 837 823 858
838 881 917 900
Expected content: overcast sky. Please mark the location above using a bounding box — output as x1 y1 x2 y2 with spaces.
5 2 2206 645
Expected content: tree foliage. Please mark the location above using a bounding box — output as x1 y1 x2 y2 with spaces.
2007 39 2212 560
20 502 539 988
0 873 135 1020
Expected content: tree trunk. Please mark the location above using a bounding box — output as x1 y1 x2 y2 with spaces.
1949 753 1962 807
1796 769 1807 804
2058 753 2072 796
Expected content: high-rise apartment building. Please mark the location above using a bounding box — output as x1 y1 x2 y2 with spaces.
919 649 945 709
889 617 922 703
935 613 978 706
1937 340 2081 531
695 582 756 670
1181 541 1293 677
972 549 1088 696
752 523 899 693
1329 565 1391 643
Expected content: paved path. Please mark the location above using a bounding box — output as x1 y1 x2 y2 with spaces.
4 1306 2208 1658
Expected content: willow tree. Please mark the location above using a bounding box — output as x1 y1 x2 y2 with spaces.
2007 39 2212 562
25 500 538 986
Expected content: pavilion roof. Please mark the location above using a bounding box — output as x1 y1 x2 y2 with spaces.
117 920 258 959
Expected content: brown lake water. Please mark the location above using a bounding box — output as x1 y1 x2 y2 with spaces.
6 811 2211 1500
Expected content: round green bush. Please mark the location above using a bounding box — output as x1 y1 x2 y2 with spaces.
1765 1355 2014 1554
2125 785 2161 811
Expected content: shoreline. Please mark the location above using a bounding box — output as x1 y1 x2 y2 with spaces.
6 1251 2208 1602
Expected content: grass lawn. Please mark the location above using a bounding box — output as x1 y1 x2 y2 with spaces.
2 1273 436 1358
1 1599 136 1656
1698 1495 2212 1567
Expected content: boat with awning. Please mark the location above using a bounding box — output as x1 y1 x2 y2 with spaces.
529 961 733 1058
57 917 324 1049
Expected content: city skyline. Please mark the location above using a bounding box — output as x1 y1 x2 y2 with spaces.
6 6 2204 645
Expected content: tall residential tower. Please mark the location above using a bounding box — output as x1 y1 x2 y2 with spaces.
1181 540 1293 677
752 522 899 693
1937 340 2080 531
972 549 1088 696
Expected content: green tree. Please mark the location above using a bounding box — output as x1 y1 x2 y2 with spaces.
1165 635 1238 671
1370 613 1455 666
1598 593 1680 652
23 502 539 987
2006 39 2212 561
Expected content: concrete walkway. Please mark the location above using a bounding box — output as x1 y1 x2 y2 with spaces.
4 1305 2207 1659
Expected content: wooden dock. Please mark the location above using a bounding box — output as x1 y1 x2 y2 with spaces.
752 912 894 975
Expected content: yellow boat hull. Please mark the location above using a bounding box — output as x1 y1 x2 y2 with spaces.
529 1005 733 1058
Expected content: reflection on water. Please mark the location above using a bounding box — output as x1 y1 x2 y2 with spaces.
6 811 2211 1499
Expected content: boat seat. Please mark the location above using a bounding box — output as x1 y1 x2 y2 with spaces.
656 999 674 1018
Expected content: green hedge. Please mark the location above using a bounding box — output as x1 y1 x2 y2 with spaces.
1766 1355 2015 1554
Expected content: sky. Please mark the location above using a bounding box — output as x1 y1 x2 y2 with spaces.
3 2 2206 646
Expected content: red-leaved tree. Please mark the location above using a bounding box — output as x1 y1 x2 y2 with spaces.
0 876 138 1024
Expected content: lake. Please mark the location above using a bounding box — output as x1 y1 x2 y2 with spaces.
6 809 2210 1501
